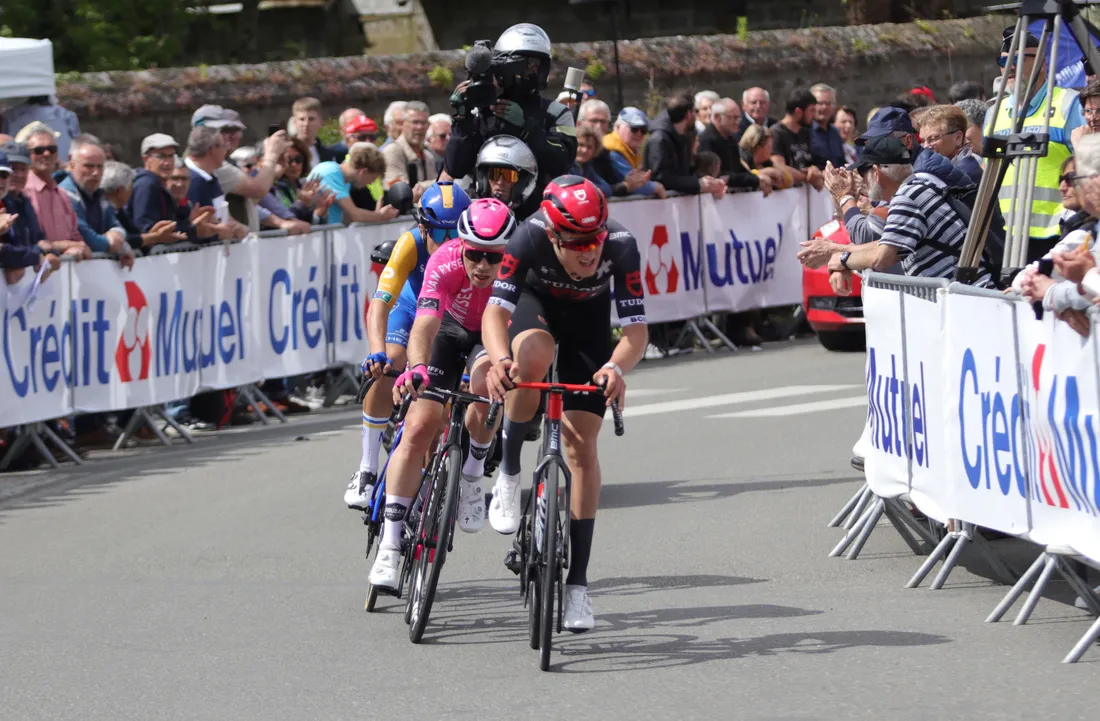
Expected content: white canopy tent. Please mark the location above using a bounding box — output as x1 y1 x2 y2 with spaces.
0 38 56 101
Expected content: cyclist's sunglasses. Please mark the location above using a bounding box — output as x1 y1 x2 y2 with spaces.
463 246 505 264
488 167 519 183
554 228 608 253
427 227 455 244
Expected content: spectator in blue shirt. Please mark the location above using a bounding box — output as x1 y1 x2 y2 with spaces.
308 142 396 225
0 142 48 269
59 136 134 268
809 84 846 170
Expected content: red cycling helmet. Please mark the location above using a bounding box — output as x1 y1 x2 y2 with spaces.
540 175 608 235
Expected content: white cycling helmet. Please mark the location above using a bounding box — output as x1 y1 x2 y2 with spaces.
457 198 517 248
475 135 539 210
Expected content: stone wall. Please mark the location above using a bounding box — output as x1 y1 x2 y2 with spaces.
61 17 1007 163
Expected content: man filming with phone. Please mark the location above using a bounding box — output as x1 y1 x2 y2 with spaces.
443 23 577 219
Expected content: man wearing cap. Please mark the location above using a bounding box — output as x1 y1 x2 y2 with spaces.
21 126 89 259
0 141 51 265
59 135 135 267
129 133 211 246
330 107 368 161
0 149 56 277
825 135 992 289
191 104 290 232
985 27 1087 262
602 107 665 198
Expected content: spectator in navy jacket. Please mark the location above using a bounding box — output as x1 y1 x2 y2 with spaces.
183 127 249 241
809 84 846 170
59 136 134 267
915 104 983 185
0 149 58 278
129 133 211 246
0 141 50 269
101 160 186 253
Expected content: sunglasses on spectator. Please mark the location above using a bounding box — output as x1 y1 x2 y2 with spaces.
285 155 304 165
31 145 58 156
629 127 647 136
554 228 607 252
0 171 10 179
1073 172 1099 185
427 227 455 244
463 246 505 264
581 89 596 98
998 53 1037 68
1061 172 1079 185
488 167 519 183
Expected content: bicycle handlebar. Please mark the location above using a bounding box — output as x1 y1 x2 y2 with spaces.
356 368 401 404
484 380 625 437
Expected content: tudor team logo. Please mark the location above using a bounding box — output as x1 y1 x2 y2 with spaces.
115 280 152 382
645 225 679 296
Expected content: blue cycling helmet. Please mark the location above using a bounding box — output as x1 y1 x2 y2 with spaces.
415 181 471 230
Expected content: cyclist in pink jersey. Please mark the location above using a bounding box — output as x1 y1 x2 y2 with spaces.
369 199 518 588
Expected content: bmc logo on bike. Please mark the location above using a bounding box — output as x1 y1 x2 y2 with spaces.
645 226 679 295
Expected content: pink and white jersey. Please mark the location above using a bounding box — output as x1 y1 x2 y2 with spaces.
415 239 493 331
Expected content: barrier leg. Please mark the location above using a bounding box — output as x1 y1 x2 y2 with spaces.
907 531 956 589
880 500 929 556
1013 554 1059 626
249 384 287 423
845 498 886 560
1062 614 1100 663
969 529 1018 586
681 319 715 355
26 427 61 469
987 554 1047 623
885 499 939 548
1057 559 1100 615
113 409 146 451
829 500 876 557
828 483 868 528
156 406 194 445
699 316 739 352
844 487 874 530
930 530 971 590
39 422 83 465
0 427 34 471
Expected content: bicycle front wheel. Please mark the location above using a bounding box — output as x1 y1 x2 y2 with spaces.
538 462 560 672
409 444 462 644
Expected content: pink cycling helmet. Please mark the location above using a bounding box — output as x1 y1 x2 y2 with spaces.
457 197 516 248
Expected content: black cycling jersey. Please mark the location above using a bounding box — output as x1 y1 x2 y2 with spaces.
488 215 647 326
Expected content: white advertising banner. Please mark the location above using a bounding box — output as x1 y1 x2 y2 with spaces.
255 233 330 378
329 223 400 365
806 186 835 237
701 189 806 314
0 263 73 424
607 196 707 324
69 251 206 412
198 240 263 392
901 291 951 523
941 292 1031 534
854 284 910 500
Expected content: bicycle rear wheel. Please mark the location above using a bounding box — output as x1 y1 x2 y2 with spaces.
538 462 560 671
408 444 462 644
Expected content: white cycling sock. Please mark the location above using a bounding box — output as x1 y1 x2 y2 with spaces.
381 494 413 550
462 438 492 479
360 413 389 473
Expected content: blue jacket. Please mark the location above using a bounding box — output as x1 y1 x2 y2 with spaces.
913 148 973 188
572 161 613 199
127 169 199 243
0 192 45 268
60 175 125 252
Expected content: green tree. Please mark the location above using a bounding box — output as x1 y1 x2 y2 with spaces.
0 0 194 72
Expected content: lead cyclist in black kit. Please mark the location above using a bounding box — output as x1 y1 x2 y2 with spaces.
482 175 649 631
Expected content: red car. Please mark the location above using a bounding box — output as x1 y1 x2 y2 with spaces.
802 219 865 351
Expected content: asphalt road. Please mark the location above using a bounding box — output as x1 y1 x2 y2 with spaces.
2 340 1098 721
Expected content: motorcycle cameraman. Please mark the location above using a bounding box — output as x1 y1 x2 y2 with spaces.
442 23 577 219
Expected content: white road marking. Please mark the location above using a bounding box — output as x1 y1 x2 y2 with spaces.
709 396 867 419
622 385 859 418
626 388 686 399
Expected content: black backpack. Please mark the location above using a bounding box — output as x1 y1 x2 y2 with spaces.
912 179 1006 279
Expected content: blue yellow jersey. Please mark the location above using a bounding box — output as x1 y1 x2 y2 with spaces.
373 226 430 307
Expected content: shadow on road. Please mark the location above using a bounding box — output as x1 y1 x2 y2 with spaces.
599 476 863 511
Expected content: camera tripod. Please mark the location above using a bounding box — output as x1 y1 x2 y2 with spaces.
956 0 1100 285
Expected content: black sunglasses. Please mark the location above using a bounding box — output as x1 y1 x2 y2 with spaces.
31 145 58 156
1061 172 1079 185
464 248 504 264
285 155 304 164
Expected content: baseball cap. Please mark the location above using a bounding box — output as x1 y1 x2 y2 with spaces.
1001 26 1042 54
141 133 180 155
344 114 378 135
0 141 29 165
0 151 11 174
847 135 912 172
857 107 915 145
191 104 247 130
617 106 649 129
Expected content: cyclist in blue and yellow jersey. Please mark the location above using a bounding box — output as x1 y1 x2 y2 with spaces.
344 181 471 510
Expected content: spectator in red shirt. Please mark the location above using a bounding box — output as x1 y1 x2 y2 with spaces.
21 128 89 259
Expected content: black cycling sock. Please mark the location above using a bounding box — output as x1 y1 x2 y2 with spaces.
500 416 531 477
566 518 595 587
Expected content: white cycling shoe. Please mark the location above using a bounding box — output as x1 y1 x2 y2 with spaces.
344 471 376 511
368 549 401 589
488 472 522 534
457 474 485 533
563 584 595 632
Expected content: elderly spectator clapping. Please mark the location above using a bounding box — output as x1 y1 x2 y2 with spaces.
102 160 185 252
21 125 89 259
381 101 437 200
59 136 135 267
426 113 452 168
0 141 51 268
130 133 213 246
602 107 665 198
917 105 983 184
699 98 771 195
578 99 611 135
0 149 58 279
185 127 255 239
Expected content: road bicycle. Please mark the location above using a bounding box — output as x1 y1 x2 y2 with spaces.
485 380 624 671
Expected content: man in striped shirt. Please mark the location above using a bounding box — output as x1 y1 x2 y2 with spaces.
827 135 992 291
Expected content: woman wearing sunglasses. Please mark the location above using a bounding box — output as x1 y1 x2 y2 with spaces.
481 175 649 632
345 181 472 511
369 199 517 588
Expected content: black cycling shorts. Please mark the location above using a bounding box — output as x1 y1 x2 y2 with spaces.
507 290 613 417
422 313 482 404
